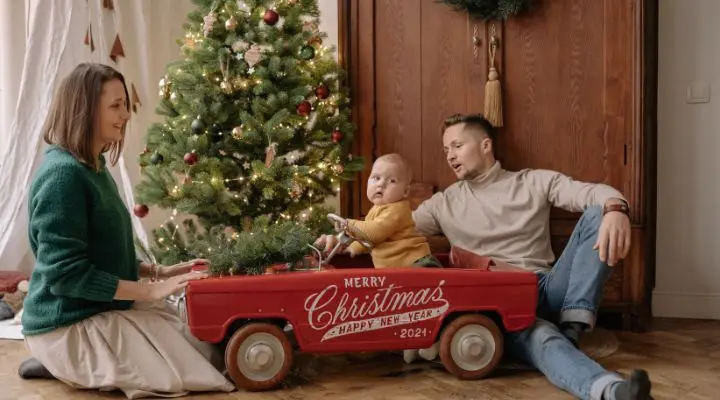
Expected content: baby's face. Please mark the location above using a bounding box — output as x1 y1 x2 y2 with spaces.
366 160 409 206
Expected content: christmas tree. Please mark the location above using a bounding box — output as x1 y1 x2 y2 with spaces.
133 0 363 275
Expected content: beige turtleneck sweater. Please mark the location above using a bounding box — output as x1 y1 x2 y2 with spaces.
412 162 626 272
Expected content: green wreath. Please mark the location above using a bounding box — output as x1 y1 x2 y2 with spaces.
440 0 534 20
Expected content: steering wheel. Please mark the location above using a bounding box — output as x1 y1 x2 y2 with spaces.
308 213 373 268
327 213 373 250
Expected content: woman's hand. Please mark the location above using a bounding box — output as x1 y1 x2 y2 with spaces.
147 272 207 300
115 271 208 302
159 258 209 279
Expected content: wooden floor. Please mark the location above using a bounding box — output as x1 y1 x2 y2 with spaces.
1 318 718 400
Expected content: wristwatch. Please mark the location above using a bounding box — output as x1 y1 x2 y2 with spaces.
603 200 630 216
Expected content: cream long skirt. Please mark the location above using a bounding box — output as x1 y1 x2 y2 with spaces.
24 299 236 399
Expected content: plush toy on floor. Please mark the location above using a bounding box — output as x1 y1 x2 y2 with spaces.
0 279 29 321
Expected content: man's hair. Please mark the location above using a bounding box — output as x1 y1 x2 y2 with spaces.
375 153 413 184
442 113 497 143
42 62 129 170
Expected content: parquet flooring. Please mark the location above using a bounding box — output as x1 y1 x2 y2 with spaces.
1 318 718 400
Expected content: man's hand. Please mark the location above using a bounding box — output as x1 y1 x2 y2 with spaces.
594 212 631 266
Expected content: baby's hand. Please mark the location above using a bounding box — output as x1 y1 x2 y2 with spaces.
314 234 339 253
333 219 348 233
327 213 349 233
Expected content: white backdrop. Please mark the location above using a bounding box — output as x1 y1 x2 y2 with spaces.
0 0 194 272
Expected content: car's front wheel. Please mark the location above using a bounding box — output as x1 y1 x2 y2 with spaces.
438 314 503 379
225 322 293 391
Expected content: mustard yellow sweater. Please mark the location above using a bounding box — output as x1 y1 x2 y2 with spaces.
347 200 431 268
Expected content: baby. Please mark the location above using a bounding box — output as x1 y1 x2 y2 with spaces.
316 154 442 364
339 153 441 268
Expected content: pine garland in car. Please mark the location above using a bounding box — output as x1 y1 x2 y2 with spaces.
439 0 534 20
136 210 334 276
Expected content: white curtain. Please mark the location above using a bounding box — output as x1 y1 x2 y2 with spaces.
0 0 194 272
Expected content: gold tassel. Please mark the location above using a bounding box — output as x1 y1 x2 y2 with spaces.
484 27 503 128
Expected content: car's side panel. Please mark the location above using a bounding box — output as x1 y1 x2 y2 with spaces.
185 267 537 352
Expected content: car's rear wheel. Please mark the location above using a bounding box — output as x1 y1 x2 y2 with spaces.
225 322 293 391
439 314 503 379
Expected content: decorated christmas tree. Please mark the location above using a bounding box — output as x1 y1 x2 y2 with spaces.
133 0 363 275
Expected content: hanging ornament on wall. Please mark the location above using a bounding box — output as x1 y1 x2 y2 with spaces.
109 34 125 63
484 25 503 127
439 0 534 20
84 24 95 52
131 84 142 113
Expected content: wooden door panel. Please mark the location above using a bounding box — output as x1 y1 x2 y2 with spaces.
420 1 476 189
500 0 618 186
375 0 423 184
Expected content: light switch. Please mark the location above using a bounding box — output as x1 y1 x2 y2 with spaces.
687 82 711 104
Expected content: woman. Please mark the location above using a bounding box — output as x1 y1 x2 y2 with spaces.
19 63 235 398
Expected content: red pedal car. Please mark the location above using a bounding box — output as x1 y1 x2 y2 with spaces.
183 214 538 391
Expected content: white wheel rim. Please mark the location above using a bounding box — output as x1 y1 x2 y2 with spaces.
236 332 286 382
450 324 496 371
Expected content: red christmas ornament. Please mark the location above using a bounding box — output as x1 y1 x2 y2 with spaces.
296 100 311 116
183 152 198 166
315 84 329 99
263 9 279 25
331 129 343 143
133 204 149 218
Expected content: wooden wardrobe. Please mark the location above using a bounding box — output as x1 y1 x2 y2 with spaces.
337 0 658 331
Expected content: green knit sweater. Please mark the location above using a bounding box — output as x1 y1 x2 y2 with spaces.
22 146 139 336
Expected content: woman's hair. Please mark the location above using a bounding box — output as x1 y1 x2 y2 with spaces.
42 63 129 169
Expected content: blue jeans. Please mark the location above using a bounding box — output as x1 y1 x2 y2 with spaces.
505 206 623 400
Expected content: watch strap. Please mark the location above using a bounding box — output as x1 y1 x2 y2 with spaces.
603 202 629 216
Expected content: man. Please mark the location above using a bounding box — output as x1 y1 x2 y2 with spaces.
316 114 653 400
411 114 653 400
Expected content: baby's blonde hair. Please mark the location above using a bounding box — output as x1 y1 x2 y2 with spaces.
374 153 412 184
